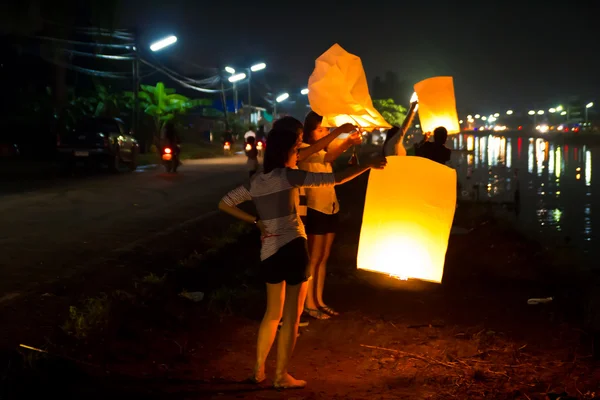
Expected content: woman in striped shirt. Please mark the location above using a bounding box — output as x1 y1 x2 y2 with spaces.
219 128 386 389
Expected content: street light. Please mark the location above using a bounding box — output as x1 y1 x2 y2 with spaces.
250 63 266 72
301 88 309 95
506 110 513 115
560 111 567 116
134 34 178 138
556 105 564 112
528 110 535 115
273 92 289 116
149 35 177 52
475 114 481 119
549 108 556 113
585 102 594 124
537 110 544 115
276 93 289 102
493 113 500 117
228 73 246 83
224 66 236 74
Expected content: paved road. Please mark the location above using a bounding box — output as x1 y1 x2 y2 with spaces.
0 157 247 299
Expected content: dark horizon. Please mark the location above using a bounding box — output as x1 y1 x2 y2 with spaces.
117 0 598 113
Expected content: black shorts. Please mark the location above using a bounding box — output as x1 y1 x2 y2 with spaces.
303 208 339 235
261 238 309 285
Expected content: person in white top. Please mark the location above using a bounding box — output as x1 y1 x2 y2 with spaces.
298 111 362 320
244 129 256 140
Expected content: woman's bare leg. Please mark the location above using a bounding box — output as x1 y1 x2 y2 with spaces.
316 232 336 311
275 281 308 388
304 234 329 319
253 282 285 382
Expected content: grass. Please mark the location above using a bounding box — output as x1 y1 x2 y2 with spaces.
137 142 226 166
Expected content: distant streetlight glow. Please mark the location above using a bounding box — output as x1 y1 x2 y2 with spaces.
586 102 594 108
506 110 513 115
493 113 500 117
228 73 246 83
475 114 481 119
224 66 236 74
481 116 487 121
556 105 564 112
549 108 556 113
560 111 567 116
250 63 266 72
149 35 177 52
276 93 290 102
467 115 472 119
459 120 463 124
301 88 309 95
528 110 535 115
537 110 544 115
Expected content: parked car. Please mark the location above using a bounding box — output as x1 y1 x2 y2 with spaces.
57 117 139 172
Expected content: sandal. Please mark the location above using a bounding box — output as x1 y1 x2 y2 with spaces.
304 307 330 320
320 305 339 316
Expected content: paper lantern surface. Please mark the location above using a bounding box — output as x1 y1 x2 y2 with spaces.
414 77 460 134
357 156 457 283
308 44 391 131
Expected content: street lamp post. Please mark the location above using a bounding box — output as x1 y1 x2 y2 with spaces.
225 63 266 113
274 92 289 117
133 34 178 138
585 102 594 124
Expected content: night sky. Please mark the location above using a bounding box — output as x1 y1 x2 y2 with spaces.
118 0 598 113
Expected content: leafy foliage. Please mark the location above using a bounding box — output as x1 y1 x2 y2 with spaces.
373 98 407 127
126 82 212 144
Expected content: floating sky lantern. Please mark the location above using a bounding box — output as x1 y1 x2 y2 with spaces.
357 156 457 283
308 44 391 131
414 76 460 135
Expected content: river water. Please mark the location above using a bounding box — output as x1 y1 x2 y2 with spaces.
446 132 597 259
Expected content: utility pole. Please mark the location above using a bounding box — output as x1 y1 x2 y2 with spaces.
132 28 140 139
220 74 229 131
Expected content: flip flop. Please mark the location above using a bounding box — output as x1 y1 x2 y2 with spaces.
320 305 339 316
304 307 330 320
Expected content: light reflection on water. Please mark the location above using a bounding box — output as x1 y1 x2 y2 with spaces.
449 133 597 256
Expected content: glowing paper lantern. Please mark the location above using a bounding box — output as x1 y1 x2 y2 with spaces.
357 156 457 283
308 44 391 131
414 77 460 134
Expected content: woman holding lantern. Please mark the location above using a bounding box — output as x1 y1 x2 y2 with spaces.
218 128 385 389
299 111 363 320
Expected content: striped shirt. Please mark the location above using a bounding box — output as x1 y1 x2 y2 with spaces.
221 167 336 261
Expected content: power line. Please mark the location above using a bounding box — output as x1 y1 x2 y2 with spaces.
140 59 232 94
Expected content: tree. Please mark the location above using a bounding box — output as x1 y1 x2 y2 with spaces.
131 82 212 145
373 99 407 127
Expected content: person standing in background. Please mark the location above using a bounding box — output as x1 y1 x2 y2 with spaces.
298 111 362 320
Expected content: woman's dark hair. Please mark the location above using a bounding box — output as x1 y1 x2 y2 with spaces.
246 136 256 144
303 111 323 144
263 128 298 173
273 116 303 134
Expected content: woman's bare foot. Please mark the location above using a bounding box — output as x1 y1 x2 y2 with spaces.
249 367 266 384
274 373 307 389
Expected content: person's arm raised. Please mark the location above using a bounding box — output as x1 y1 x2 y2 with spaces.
297 123 357 161
333 156 387 185
324 130 363 163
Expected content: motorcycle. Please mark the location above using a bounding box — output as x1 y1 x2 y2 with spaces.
161 145 180 173
256 139 264 157
223 141 232 156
